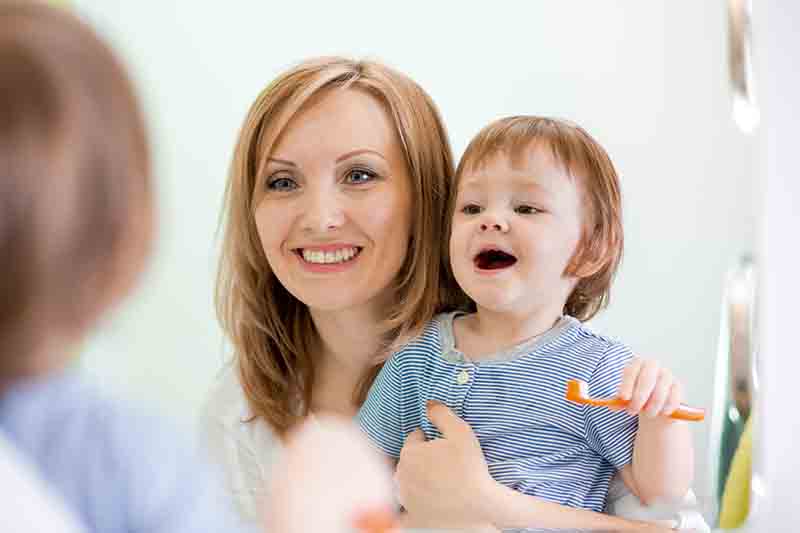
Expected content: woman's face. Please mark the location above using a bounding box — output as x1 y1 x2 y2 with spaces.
254 88 413 313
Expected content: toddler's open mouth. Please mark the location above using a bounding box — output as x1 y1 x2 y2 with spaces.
474 248 517 270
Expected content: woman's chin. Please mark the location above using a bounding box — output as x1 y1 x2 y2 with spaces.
278 264 401 315
294 289 385 315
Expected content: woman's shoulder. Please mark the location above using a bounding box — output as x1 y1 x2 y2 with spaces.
200 361 281 452
200 361 285 523
202 361 252 427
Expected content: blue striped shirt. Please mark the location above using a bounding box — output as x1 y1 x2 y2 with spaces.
357 312 639 512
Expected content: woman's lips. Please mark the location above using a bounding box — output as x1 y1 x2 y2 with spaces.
293 245 363 273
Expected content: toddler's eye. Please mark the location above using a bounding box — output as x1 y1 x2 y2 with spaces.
345 168 377 185
267 176 298 192
515 205 540 215
461 204 482 215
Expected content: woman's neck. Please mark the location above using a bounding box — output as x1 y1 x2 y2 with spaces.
308 304 387 417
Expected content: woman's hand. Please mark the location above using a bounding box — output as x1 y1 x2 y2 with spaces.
395 401 497 528
617 357 685 418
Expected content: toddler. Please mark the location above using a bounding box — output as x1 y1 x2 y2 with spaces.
358 116 694 524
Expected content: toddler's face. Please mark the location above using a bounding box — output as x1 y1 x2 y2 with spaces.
450 144 585 315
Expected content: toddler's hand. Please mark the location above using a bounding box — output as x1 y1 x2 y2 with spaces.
617 358 684 419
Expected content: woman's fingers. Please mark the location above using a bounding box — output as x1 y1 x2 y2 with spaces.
403 428 425 446
426 401 475 443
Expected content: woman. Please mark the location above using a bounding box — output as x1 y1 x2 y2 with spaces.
203 54 460 513
202 56 671 531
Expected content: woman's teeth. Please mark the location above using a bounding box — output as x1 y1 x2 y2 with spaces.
301 247 360 264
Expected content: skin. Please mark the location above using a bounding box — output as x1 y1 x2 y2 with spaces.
253 87 413 417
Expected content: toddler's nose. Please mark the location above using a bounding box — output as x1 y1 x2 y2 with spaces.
479 213 509 233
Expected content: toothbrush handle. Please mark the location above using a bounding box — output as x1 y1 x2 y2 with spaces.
577 396 706 421
671 404 705 422
611 399 705 422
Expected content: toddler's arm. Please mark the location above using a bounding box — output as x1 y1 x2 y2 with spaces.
617 357 695 504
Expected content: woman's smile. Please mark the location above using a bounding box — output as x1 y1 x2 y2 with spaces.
293 244 364 273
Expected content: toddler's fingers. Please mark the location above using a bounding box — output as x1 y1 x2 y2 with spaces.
644 370 672 418
618 358 643 400
628 360 659 414
661 382 683 417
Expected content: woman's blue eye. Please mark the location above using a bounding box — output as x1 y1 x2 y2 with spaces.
461 204 482 215
515 205 539 215
345 168 377 185
267 176 297 191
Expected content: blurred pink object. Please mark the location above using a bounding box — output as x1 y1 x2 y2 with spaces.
263 416 397 533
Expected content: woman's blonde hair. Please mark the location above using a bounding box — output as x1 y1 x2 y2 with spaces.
217 57 463 436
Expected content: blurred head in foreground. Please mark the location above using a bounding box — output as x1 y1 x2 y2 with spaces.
0 1 153 387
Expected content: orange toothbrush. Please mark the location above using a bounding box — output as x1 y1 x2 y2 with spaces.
566 379 705 422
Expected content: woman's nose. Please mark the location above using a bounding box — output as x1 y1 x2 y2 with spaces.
301 185 345 233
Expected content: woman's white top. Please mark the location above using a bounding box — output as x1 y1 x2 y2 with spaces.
201 363 285 522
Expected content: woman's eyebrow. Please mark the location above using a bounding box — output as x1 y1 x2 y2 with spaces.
266 157 297 167
335 149 386 163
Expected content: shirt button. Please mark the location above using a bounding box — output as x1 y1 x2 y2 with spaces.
456 369 470 385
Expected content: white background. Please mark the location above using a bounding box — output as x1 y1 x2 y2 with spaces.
757 1 799 530
72 1 758 502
